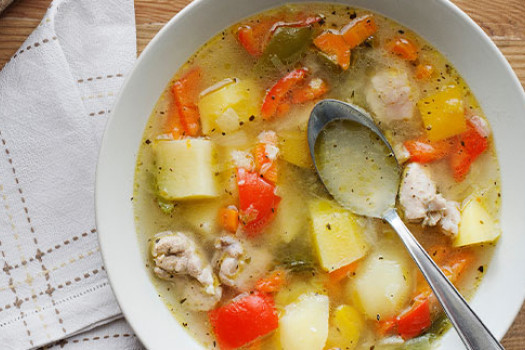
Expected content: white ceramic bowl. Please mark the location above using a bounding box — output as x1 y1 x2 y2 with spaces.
96 0 525 348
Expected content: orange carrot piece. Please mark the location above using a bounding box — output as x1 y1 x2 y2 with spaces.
388 36 419 61
341 15 378 49
165 103 184 139
313 31 351 70
404 137 457 163
219 206 239 233
253 136 278 183
171 67 202 136
255 270 287 293
328 261 359 284
415 63 434 80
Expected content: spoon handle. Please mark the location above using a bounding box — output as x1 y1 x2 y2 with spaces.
383 208 504 350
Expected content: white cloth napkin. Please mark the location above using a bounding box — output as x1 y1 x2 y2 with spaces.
0 0 143 348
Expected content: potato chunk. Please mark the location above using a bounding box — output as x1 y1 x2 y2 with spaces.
454 198 500 247
279 293 329 350
349 244 413 321
278 129 313 168
198 79 261 135
155 139 218 200
418 86 467 141
309 199 368 272
326 304 363 350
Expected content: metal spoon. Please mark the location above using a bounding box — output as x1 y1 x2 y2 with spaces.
308 99 504 350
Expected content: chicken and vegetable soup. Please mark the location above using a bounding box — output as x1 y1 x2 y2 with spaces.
134 3 501 350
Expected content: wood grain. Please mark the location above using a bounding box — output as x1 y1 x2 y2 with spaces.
1 0 524 348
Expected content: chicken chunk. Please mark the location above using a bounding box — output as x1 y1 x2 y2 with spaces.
399 163 460 236
440 200 461 236
213 235 245 287
151 231 222 309
366 69 418 124
213 235 272 291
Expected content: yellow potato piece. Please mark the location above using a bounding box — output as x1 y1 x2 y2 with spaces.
326 305 364 350
309 199 368 272
454 198 500 247
279 293 329 350
278 129 313 168
198 79 261 135
349 248 413 321
155 139 218 200
418 86 466 141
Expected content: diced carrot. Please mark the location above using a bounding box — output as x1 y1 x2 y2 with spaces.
261 68 308 119
341 15 378 49
237 26 262 56
442 251 474 284
219 206 239 233
396 298 432 340
170 67 202 136
255 270 287 293
328 261 359 284
291 77 329 104
253 143 278 183
313 31 351 70
404 137 457 163
165 103 183 139
388 36 419 61
253 132 279 183
415 63 434 80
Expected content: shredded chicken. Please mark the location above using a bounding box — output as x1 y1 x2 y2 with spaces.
151 231 222 310
212 235 273 291
399 163 460 236
366 69 418 124
212 235 245 287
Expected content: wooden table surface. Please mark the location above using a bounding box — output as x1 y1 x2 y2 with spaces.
1 0 524 348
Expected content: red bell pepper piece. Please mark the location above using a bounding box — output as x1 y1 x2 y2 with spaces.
396 297 432 340
209 292 279 350
170 67 202 136
236 168 281 236
290 77 329 104
261 68 307 119
449 119 488 181
404 137 457 163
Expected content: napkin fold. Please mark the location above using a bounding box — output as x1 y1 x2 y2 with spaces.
0 0 141 348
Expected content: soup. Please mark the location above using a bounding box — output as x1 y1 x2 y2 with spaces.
133 3 501 350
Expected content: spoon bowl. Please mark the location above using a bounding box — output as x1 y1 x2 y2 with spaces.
308 99 504 350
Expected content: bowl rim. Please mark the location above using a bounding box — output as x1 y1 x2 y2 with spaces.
96 0 525 349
